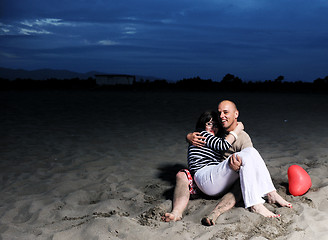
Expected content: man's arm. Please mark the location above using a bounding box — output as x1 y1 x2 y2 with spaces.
228 130 253 171
186 132 206 147
229 154 242 172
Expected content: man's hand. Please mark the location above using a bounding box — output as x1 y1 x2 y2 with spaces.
187 132 206 147
229 154 242 172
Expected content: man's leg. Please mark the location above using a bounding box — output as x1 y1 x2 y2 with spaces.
238 148 291 217
201 180 242 226
163 171 190 222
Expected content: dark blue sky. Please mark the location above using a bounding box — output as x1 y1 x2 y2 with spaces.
1 0 327 82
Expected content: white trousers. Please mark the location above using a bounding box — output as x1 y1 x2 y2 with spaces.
194 147 276 208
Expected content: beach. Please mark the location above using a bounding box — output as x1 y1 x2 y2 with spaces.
1 90 328 240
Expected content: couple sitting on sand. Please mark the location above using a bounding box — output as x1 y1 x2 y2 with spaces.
163 100 292 225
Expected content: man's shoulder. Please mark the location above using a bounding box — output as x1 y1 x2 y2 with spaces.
239 130 252 140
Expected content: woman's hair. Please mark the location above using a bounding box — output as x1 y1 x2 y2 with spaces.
195 110 220 132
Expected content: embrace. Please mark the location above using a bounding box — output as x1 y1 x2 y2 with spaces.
163 100 292 225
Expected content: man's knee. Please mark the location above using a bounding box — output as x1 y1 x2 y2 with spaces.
243 147 259 156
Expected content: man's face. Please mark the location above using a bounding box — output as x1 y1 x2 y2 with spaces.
218 101 238 131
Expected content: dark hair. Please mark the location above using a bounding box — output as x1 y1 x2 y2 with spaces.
195 110 219 132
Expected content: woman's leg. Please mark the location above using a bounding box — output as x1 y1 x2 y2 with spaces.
194 160 239 196
163 171 190 222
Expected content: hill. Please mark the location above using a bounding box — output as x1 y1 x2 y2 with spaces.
0 67 167 82
0 67 104 80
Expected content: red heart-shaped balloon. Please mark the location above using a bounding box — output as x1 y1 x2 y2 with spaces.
287 165 312 196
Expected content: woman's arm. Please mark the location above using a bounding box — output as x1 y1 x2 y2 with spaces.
225 122 244 145
203 122 245 151
202 131 232 151
187 122 244 148
225 134 236 145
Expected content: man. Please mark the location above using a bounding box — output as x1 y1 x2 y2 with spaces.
163 100 252 225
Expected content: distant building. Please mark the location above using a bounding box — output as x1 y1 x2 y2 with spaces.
95 74 135 85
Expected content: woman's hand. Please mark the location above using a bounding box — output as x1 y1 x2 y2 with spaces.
187 132 206 147
233 122 244 135
229 154 242 172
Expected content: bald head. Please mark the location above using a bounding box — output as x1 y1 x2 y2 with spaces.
218 100 237 111
218 100 239 132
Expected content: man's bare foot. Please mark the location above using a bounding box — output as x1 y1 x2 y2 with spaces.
267 190 292 208
201 210 220 226
162 212 182 222
251 204 281 218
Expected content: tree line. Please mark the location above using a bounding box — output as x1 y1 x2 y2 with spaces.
0 74 327 93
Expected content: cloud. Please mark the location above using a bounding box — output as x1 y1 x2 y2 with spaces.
0 18 78 36
97 40 118 46
123 26 137 35
0 28 10 34
20 18 73 27
0 23 15 35
19 28 51 35
0 51 19 58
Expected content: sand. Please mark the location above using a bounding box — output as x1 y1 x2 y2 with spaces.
1 90 328 240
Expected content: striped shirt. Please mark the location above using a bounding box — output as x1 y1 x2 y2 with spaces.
187 131 232 175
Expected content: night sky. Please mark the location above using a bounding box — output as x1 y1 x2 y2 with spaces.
1 0 327 82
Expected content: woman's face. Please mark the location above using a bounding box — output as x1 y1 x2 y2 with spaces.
205 118 219 135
